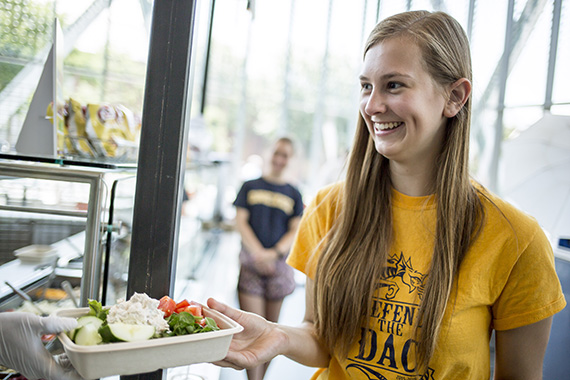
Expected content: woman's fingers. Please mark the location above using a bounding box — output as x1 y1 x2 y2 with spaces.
211 359 244 370
213 347 262 370
207 298 243 322
254 260 276 275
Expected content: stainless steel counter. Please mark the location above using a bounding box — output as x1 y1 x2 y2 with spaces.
0 260 54 307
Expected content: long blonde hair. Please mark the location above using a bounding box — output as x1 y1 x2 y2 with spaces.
313 10 484 371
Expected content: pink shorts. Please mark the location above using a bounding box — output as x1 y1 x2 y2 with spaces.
237 248 295 301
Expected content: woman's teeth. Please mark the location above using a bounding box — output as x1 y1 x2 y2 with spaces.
374 122 402 131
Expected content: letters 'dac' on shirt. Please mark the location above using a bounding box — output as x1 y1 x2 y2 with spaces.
287 182 566 380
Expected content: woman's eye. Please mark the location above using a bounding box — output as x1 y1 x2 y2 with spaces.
387 82 403 90
361 83 372 91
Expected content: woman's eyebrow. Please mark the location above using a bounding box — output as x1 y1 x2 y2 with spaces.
358 72 413 81
381 72 412 80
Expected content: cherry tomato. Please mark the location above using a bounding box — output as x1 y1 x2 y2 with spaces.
174 299 190 314
158 296 176 317
187 301 203 318
41 334 56 343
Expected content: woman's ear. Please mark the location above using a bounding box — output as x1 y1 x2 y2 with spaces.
444 78 471 118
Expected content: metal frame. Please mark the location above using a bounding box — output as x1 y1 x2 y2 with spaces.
544 0 562 111
488 0 515 192
472 0 548 117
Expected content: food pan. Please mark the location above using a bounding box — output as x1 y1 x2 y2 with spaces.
14 244 57 264
54 305 242 379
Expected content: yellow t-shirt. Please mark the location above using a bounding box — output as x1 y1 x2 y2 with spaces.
287 182 566 380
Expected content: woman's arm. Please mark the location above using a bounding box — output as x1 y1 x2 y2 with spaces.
207 278 330 369
235 207 266 255
280 278 330 366
235 207 278 274
273 216 302 256
493 316 553 380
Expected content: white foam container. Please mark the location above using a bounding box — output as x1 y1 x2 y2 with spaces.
14 244 57 264
54 306 243 379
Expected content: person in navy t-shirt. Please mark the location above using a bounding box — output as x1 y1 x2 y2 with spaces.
233 137 303 380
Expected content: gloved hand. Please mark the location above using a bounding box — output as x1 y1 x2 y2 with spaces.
0 312 82 380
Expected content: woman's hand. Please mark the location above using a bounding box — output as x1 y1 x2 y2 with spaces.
207 298 288 370
0 312 82 380
251 248 278 275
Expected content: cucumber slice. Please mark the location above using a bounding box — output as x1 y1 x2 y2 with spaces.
108 323 155 342
74 323 103 346
66 329 76 341
69 315 104 342
77 316 104 329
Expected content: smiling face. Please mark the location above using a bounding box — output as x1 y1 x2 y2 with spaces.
359 37 449 168
269 139 293 178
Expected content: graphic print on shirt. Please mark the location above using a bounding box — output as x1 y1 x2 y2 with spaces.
346 252 436 380
247 189 295 215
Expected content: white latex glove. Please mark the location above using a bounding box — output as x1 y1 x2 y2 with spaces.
0 312 82 380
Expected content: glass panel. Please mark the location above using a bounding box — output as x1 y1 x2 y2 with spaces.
552 104 570 114
378 0 409 17
503 106 544 137
0 0 55 146
101 174 135 305
0 176 89 265
470 0 508 108
505 0 552 107
445 1 469 28
0 0 150 161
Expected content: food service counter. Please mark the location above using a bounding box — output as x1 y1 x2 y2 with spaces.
0 158 136 306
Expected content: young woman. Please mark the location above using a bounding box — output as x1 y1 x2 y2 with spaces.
209 10 565 379
233 137 304 380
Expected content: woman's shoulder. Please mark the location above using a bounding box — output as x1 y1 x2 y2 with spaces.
312 182 344 206
302 182 344 220
473 181 545 242
241 177 263 187
282 181 303 196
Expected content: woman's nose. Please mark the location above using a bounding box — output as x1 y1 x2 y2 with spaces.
364 91 388 115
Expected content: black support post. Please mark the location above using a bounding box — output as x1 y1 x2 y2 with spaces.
122 1 197 379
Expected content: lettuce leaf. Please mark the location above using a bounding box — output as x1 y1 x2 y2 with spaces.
162 311 220 337
87 299 109 321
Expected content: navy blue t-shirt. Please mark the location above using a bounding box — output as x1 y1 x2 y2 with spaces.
233 177 304 248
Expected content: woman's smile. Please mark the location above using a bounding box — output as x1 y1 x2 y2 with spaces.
373 121 404 133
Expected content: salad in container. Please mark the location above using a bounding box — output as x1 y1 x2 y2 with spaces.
55 293 242 380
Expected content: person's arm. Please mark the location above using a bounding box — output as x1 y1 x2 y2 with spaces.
0 312 82 380
493 317 553 380
235 207 278 275
207 278 330 370
273 216 301 258
280 278 330 366
235 207 278 274
235 207 265 255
